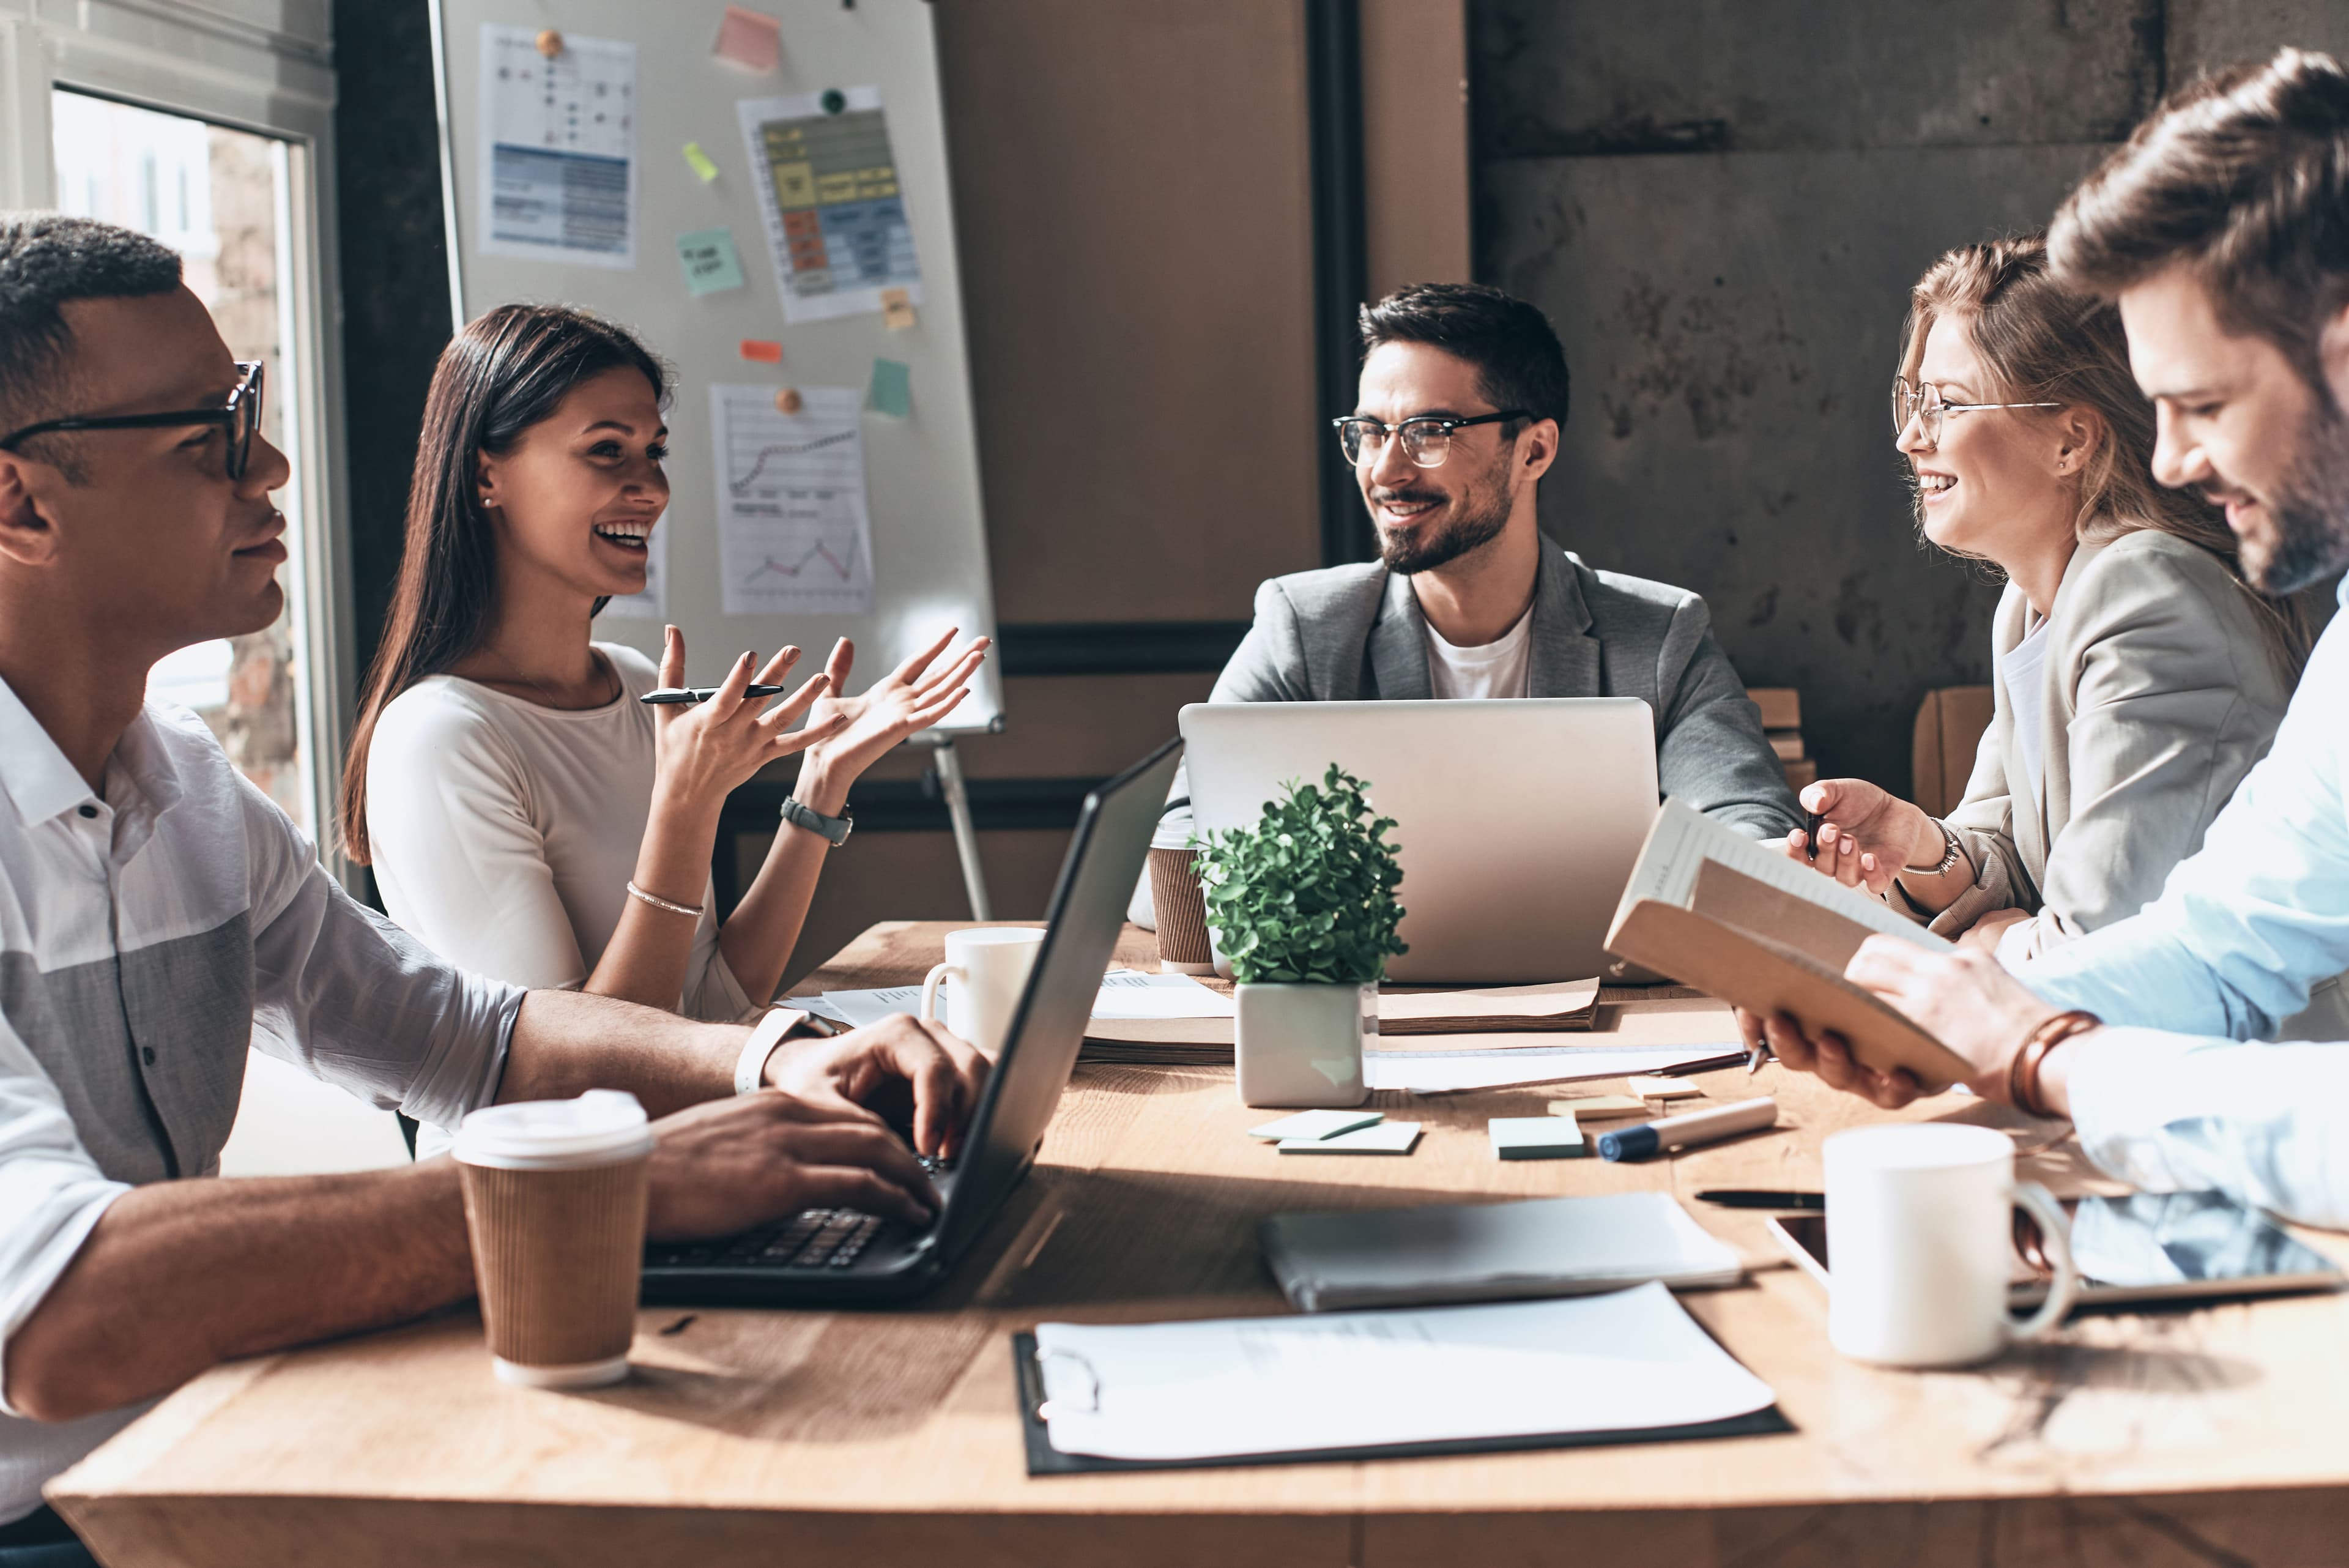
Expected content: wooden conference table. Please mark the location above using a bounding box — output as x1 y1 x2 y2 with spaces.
51 923 2349 1567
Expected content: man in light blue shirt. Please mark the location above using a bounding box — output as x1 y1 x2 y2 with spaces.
1754 48 2349 1228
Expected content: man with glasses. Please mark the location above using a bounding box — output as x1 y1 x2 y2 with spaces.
0 215 984 1563
1134 281 1798 924
1754 49 2349 1230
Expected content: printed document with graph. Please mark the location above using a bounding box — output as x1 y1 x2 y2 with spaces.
1603 801 1973 1089
710 384 876 615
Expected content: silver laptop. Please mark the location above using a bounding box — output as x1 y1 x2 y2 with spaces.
1179 699 1658 984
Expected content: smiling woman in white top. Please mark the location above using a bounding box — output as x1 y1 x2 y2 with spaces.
340 305 985 1076
1787 235 2307 964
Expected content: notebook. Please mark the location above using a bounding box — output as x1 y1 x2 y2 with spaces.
1259 1191 1744 1312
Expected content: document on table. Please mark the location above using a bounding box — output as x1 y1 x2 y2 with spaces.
710 384 875 616
818 970 1231 1032
1031 1282 1776 1463
1362 1044 1742 1093
478 26 637 268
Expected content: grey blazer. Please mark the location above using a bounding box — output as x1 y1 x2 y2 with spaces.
1131 544 1800 927
1937 530 2298 959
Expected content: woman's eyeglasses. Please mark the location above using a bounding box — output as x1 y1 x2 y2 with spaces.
1891 377 2059 446
0 360 265 480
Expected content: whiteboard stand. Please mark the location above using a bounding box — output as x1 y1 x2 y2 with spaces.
915 733 991 920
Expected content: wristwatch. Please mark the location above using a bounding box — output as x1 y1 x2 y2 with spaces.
735 1006 812 1095
1901 818 1967 879
779 794 854 847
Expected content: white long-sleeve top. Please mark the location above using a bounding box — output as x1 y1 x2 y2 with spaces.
366 644 757 1064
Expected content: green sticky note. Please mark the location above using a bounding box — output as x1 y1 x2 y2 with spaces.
677 228 745 296
868 357 911 418
1248 1109 1382 1142
682 141 720 182
1490 1116 1587 1160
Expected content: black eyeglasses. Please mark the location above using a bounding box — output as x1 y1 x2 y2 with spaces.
1332 409 1530 468
0 360 265 480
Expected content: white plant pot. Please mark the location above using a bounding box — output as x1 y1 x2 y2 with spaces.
1234 982 1374 1108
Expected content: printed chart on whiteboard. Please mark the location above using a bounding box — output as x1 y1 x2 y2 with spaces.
737 87 924 323
711 384 875 616
477 25 638 267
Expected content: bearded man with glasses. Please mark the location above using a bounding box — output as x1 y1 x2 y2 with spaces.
1132 281 1799 926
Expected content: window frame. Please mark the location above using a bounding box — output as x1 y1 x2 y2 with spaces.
0 0 358 889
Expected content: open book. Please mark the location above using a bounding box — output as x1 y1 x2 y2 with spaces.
1602 801 1975 1090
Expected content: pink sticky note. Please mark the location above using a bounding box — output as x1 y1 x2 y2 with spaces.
712 7 781 73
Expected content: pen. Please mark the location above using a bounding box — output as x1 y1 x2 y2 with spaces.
640 685 792 705
1804 808 1822 863
1694 1189 1825 1211
1597 1096 1778 1162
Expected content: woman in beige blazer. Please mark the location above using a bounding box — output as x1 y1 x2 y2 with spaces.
1791 234 2307 964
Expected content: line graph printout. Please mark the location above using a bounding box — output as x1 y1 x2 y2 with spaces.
711 384 876 615
737 87 925 323
477 26 637 267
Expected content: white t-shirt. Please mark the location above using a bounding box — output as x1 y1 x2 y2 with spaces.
1423 606 1535 700
366 643 756 1041
2000 615 2054 800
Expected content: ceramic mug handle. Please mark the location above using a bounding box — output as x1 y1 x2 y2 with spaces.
919 962 963 1026
2006 1181 2082 1343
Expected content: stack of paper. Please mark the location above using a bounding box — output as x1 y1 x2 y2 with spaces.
1082 978 1603 1066
1377 979 1599 1035
1080 970 1239 1066
1362 1044 1743 1093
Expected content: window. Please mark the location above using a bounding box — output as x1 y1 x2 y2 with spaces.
51 92 321 831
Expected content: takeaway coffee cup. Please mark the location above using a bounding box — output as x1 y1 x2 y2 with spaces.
1824 1123 2081 1368
919 926 1045 1055
1147 832 1215 975
454 1090 656 1389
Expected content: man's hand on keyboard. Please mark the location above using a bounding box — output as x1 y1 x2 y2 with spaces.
763 1013 991 1159
643 1092 943 1240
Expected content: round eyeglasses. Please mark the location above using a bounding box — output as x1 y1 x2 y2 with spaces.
1891 377 2060 447
1332 409 1529 468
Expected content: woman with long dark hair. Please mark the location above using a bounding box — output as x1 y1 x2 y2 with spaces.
343 304 983 1045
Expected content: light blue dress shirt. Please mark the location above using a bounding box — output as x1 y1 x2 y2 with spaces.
2021 574 2349 1225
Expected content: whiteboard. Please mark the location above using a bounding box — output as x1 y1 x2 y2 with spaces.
429 0 1002 732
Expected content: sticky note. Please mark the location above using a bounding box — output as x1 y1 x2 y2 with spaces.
677 228 745 296
881 286 916 331
1279 1121 1421 1155
1490 1117 1587 1160
1624 1076 1704 1100
711 6 781 72
1249 1109 1382 1143
682 142 719 183
739 338 784 364
1549 1094 1648 1120
867 357 910 418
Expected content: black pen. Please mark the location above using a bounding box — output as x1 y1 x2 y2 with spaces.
1695 1189 1825 1210
640 685 792 705
1804 808 1822 863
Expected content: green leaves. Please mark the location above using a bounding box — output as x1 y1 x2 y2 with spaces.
1194 764 1408 986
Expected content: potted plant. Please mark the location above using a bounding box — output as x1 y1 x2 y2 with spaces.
1195 765 1408 1108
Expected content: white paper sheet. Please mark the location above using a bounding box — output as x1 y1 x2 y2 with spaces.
1034 1282 1775 1462
736 87 927 324
1362 1044 1740 1094
1622 799 1946 952
1089 969 1233 1020
478 26 638 268
711 384 876 616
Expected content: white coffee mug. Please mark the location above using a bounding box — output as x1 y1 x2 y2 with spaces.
919 927 1044 1055
1823 1123 2082 1368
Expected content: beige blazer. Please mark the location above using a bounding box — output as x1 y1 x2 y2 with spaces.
1934 530 2298 960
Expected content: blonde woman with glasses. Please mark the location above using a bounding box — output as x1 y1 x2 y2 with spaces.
1789 233 2309 965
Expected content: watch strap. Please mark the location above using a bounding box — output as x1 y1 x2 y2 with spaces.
1901 819 1966 878
780 794 853 847
735 1006 811 1096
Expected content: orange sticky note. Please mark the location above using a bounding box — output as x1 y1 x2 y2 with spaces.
712 7 781 72
738 339 783 364
881 287 916 331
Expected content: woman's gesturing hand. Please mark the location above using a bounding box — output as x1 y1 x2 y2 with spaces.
1781 778 1943 896
650 625 848 823
800 628 991 787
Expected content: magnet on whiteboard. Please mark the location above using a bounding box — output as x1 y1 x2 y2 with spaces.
820 88 847 114
774 388 804 415
535 28 563 58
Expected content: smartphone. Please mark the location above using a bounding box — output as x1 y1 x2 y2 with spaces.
1768 1189 2344 1308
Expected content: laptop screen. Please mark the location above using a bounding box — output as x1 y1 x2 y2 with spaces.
933 737 1183 1255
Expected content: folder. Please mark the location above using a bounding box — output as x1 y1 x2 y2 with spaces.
1603 801 1975 1091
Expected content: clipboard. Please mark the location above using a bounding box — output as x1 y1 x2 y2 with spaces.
1010 1333 1794 1475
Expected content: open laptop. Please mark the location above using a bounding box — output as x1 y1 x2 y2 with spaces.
642 737 1184 1306
1181 700 1658 984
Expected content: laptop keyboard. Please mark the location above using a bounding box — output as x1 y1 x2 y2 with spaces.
650 1209 884 1271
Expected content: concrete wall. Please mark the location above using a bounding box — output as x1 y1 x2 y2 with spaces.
1472 0 2349 792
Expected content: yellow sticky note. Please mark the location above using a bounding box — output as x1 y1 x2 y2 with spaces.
682 142 719 183
881 286 916 331
1624 1076 1704 1101
1548 1094 1647 1120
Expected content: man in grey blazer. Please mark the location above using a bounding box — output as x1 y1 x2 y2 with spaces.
1136 283 1798 924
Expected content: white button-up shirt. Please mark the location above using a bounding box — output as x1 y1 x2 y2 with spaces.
2024 574 2349 1227
0 677 521 1524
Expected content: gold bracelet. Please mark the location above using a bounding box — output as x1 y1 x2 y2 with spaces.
625 880 703 919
